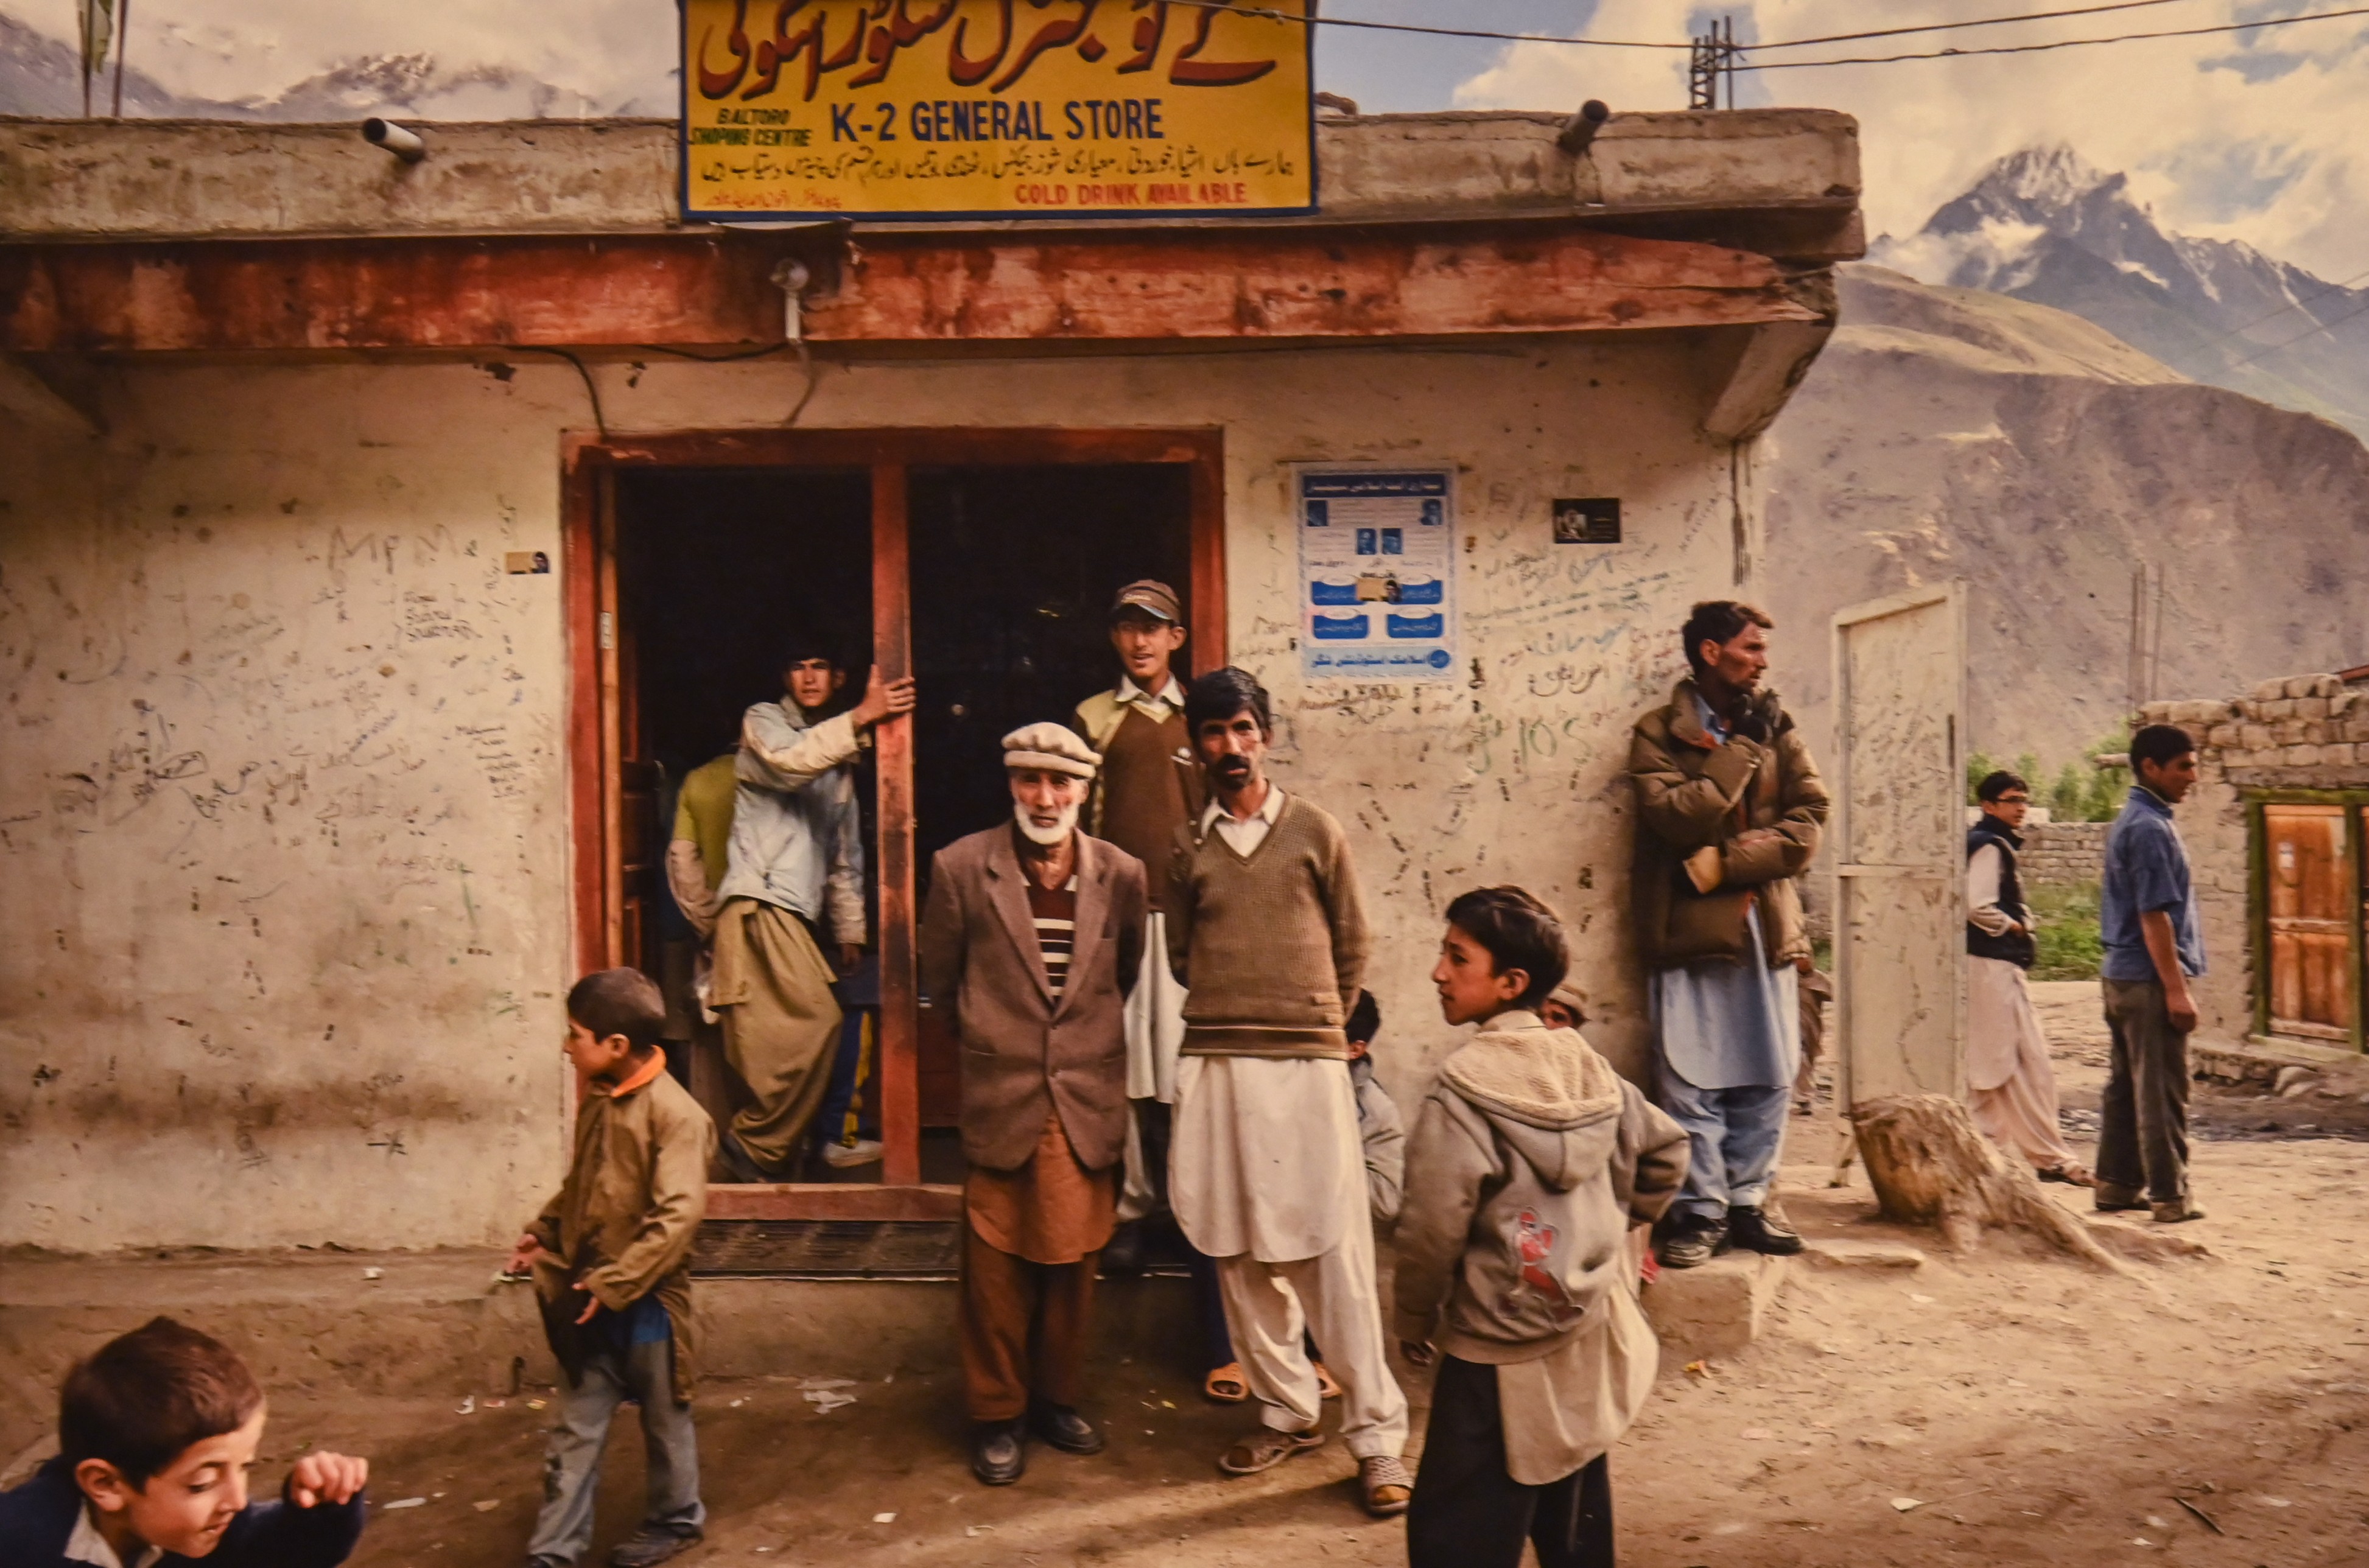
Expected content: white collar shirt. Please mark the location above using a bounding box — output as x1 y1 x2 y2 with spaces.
1200 785 1285 857
1116 673 1187 719
67 1504 163 1568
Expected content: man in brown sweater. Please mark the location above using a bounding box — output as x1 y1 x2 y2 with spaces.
1164 667 1411 1517
920 723 1147 1488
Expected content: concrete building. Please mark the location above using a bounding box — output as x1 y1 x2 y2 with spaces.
1 108 1863 1251
2133 673 2369 1057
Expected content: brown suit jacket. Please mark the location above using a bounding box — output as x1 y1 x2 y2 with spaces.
919 826 1147 1172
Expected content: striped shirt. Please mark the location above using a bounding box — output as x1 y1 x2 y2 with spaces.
1024 862 1081 999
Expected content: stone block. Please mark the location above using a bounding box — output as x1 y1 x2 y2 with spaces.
2298 698 2331 720
2347 716 2369 743
2286 676 2319 699
2304 720 2332 744
1641 1251 1788 1362
2241 723 2274 749
2206 723 2237 748
2266 698 2298 719
2252 677 2288 703
2286 745 2323 767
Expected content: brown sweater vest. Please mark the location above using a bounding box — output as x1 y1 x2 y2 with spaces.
1097 706 1198 911
1166 794 1369 1059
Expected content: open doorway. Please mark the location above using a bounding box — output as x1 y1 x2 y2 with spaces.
583 433 1215 1213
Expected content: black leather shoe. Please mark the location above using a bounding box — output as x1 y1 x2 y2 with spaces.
970 1419 1027 1485
1657 1214 1727 1269
1727 1203 1805 1256
1030 1402 1105 1455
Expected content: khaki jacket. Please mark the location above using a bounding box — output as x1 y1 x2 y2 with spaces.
527 1066 714 1402
919 827 1148 1172
1394 1013 1688 1362
1627 679 1829 968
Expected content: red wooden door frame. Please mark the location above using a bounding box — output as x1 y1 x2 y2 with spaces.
563 427 1226 1219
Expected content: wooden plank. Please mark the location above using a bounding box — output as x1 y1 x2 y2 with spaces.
563 464 609 978
1 227 1823 353
873 461 921 1188
1188 435 1228 676
705 1183 964 1222
810 228 1822 342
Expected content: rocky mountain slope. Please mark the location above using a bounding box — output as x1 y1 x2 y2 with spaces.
1761 264 2369 768
0 13 628 120
1873 145 2369 441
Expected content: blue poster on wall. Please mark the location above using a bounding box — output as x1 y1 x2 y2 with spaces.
1296 467 1456 679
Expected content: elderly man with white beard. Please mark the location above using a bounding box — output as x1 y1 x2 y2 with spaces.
920 723 1149 1486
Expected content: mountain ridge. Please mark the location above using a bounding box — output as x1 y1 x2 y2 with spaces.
1873 144 2369 440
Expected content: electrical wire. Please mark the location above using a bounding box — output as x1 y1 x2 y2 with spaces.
1743 2 2369 69
508 346 608 443
2225 290 2369 367
2175 264 2369 357
1753 0 2194 51
1155 0 2206 53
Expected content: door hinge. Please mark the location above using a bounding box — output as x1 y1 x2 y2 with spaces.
598 611 615 651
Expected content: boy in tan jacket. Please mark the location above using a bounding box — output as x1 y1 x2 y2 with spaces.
1397 887 1688 1568
510 968 716 1568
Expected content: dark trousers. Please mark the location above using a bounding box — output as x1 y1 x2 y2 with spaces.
1408 1355 1614 1568
960 1222 1098 1423
2098 977 2191 1203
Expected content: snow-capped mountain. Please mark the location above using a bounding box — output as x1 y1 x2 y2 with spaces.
0 13 662 123
1873 145 2369 440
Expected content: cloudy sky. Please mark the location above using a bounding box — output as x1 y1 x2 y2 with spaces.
10 0 2365 274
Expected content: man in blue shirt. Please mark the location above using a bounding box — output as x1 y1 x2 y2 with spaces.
2096 724 2206 1223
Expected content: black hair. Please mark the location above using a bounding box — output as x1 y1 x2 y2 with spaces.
60 1317 264 1486
1346 989 1381 1045
1680 600 1774 678
567 967 667 1052
779 632 844 674
2129 724 2196 774
1184 666 1272 738
1977 769 2029 803
1442 886 1570 1011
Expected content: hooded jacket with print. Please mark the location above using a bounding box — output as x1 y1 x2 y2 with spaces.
1393 1011 1689 1362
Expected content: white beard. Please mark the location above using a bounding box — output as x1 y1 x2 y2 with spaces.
1014 800 1079 846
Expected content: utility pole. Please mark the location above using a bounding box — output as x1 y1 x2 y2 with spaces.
1689 16 1740 111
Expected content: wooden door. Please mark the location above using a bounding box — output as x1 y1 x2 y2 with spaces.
1831 583 1968 1109
2264 804 2353 1041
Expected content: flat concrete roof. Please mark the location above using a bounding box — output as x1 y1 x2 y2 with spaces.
0 109 1860 256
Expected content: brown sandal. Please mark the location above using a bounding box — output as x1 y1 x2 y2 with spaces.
1204 1362 1249 1404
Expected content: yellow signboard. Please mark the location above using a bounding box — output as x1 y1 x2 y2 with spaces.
679 0 1316 221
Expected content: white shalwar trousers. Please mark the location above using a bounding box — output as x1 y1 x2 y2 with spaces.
1213 1217 1409 1459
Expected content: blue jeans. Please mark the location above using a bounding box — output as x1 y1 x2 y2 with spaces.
1653 1057 1791 1223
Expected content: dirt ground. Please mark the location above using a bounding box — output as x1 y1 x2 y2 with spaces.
248 984 2369 1566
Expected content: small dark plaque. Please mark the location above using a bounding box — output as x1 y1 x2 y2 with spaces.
1552 497 1621 544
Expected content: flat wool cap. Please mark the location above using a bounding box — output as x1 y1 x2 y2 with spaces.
1110 579 1182 625
1003 722 1101 779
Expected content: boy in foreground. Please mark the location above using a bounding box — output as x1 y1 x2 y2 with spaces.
1395 887 1689 1568
0 1315 368 1567
511 968 717 1567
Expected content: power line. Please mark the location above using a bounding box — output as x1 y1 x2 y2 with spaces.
1758 0 2194 51
1744 2 2369 69
2179 264 2369 356
1158 0 2209 55
2225 290 2369 368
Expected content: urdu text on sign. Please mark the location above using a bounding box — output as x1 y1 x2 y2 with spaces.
680 0 1316 222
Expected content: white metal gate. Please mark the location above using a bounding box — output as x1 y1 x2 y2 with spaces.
1831 584 1967 1110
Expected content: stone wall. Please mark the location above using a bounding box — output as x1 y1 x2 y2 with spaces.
2021 822 2106 886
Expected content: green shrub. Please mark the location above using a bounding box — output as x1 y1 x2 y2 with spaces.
2027 881 2103 981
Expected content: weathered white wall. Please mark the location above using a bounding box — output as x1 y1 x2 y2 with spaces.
1 331 1759 1250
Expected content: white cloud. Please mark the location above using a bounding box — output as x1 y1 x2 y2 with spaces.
1452 0 2369 279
